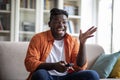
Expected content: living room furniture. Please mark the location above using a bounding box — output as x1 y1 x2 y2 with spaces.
0 42 119 80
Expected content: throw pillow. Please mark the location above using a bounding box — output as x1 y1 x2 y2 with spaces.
109 57 120 78
90 51 120 78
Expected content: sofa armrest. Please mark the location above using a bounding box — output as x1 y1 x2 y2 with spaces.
85 44 104 69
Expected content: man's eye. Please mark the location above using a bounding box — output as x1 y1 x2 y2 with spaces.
53 21 67 24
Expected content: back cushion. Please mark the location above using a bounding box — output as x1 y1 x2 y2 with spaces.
0 42 29 80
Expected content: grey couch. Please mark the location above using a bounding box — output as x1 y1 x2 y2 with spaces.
0 42 29 80
0 42 119 80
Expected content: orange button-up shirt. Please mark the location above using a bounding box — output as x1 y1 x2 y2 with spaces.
24 30 88 80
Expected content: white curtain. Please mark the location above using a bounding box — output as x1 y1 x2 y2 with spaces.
112 0 120 53
81 0 120 53
97 0 112 53
97 0 120 53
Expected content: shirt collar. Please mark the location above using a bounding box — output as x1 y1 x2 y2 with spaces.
47 30 54 41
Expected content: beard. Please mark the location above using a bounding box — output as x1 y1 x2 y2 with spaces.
51 27 66 40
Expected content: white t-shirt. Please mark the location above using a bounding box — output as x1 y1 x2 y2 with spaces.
46 39 67 76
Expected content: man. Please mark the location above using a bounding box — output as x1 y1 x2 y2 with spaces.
24 8 99 80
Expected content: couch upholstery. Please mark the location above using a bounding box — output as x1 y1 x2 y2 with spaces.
0 42 118 80
0 42 29 80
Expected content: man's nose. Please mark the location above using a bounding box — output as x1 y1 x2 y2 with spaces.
59 22 64 27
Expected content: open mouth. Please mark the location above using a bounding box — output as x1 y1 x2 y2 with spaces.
57 28 65 33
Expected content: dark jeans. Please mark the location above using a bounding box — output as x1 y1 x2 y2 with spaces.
31 69 99 80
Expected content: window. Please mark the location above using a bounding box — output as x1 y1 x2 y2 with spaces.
97 0 120 53
97 0 112 53
81 0 120 53
112 0 120 53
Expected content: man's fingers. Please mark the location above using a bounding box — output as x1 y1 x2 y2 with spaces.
59 61 66 66
90 27 97 34
86 26 95 33
86 26 97 35
80 29 82 34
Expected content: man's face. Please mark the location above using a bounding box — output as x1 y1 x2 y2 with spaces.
49 15 68 40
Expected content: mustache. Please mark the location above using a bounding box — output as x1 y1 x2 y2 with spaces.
50 26 66 31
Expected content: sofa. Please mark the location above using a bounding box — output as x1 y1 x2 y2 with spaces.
0 42 119 80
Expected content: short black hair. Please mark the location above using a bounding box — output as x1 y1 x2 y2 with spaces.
49 8 68 21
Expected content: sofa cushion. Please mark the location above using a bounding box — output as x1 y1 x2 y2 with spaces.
90 51 120 78
109 56 120 78
85 44 104 69
0 42 29 80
